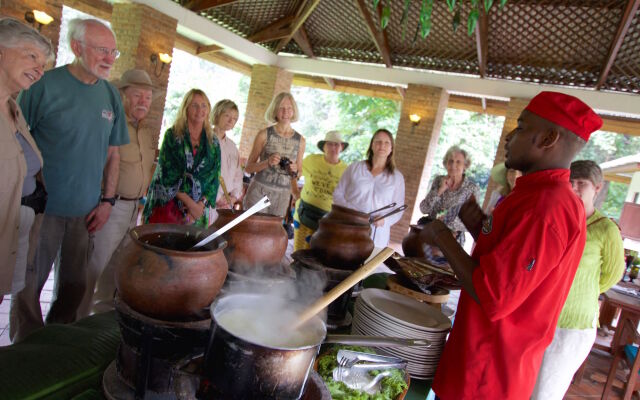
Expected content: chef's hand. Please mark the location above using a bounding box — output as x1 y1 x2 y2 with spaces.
373 218 385 227
459 195 485 240
419 219 451 247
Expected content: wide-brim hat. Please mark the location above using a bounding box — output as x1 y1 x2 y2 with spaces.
112 69 163 100
317 130 349 151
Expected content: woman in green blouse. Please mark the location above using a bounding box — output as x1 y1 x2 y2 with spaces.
532 160 625 399
143 89 220 227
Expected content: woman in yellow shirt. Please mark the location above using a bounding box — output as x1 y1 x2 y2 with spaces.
293 131 348 251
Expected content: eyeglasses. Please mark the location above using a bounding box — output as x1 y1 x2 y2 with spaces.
81 42 120 59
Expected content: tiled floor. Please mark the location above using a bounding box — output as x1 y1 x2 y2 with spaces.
0 270 54 347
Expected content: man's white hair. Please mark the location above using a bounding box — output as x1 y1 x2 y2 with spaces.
67 18 115 47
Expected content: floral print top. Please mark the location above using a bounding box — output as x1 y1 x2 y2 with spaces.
143 127 220 227
419 174 478 234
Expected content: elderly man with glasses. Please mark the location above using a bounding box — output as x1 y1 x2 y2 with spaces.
10 18 129 342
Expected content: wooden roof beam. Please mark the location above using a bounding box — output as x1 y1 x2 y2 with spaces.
323 77 335 89
274 0 321 53
292 25 315 58
596 0 640 89
183 0 238 13
196 44 223 54
475 9 489 78
354 0 392 68
248 15 296 43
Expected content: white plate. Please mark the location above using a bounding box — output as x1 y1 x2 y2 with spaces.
359 289 451 331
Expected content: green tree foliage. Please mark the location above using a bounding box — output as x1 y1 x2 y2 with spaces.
429 109 504 202
290 87 401 164
576 131 640 219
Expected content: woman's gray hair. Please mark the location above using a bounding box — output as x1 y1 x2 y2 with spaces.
264 92 299 123
68 18 115 47
442 145 472 169
0 18 54 61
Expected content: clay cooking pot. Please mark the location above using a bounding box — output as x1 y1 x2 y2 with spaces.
309 219 374 269
114 224 228 321
214 209 287 270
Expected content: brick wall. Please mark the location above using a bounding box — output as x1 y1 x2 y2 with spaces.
482 97 530 210
390 84 449 244
110 3 177 149
239 64 293 158
1 0 63 61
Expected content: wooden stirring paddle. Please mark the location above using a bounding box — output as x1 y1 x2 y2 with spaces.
293 247 395 329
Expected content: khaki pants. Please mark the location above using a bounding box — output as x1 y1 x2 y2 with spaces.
10 214 91 343
77 199 138 318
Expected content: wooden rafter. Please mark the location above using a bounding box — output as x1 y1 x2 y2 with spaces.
292 25 315 58
354 0 392 68
183 0 238 13
196 44 223 54
274 0 321 53
323 77 336 89
596 0 640 89
475 8 489 78
248 15 296 43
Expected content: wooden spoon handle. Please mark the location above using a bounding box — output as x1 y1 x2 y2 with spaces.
293 247 395 329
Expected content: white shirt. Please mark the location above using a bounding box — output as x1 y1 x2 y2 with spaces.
216 134 244 201
333 161 405 248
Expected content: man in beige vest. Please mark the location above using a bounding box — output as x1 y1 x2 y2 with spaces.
77 69 160 317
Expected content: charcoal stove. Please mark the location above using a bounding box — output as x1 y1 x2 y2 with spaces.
103 296 210 400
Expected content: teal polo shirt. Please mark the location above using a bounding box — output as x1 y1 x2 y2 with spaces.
18 66 129 217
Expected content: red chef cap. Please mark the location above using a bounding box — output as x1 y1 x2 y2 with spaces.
525 91 602 142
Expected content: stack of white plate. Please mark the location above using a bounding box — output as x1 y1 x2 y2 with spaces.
351 288 451 380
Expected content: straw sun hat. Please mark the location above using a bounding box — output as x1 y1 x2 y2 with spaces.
317 130 349 151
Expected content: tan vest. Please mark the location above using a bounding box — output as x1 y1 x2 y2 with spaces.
0 98 43 295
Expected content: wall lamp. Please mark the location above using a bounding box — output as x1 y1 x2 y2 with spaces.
25 10 54 31
409 114 421 134
150 53 172 77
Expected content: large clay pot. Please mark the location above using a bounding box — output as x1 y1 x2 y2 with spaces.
115 224 228 321
214 209 287 270
323 204 370 225
309 219 374 270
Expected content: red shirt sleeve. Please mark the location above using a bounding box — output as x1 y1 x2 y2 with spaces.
472 211 566 321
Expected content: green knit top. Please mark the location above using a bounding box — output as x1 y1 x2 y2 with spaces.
557 210 625 329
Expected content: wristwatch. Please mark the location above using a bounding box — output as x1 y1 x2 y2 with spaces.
100 196 116 206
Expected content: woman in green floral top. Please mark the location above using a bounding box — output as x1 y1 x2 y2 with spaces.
143 89 220 227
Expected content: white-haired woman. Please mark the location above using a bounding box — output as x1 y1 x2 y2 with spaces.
243 92 306 217
211 99 243 210
0 18 53 303
420 145 478 246
143 89 221 227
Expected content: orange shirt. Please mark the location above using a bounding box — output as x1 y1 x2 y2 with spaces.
433 169 586 400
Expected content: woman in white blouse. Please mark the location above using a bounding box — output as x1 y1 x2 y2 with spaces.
333 129 405 248
211 99 243 212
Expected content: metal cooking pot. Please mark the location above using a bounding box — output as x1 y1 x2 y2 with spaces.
203 293 430 399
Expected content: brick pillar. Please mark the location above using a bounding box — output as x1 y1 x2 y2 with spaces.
482 97 530 210
1 0 63 61
391 84 449 244
239 64 293 158
110 3 177 149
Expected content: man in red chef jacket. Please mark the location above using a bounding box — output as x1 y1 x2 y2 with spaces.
420 91 602 400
